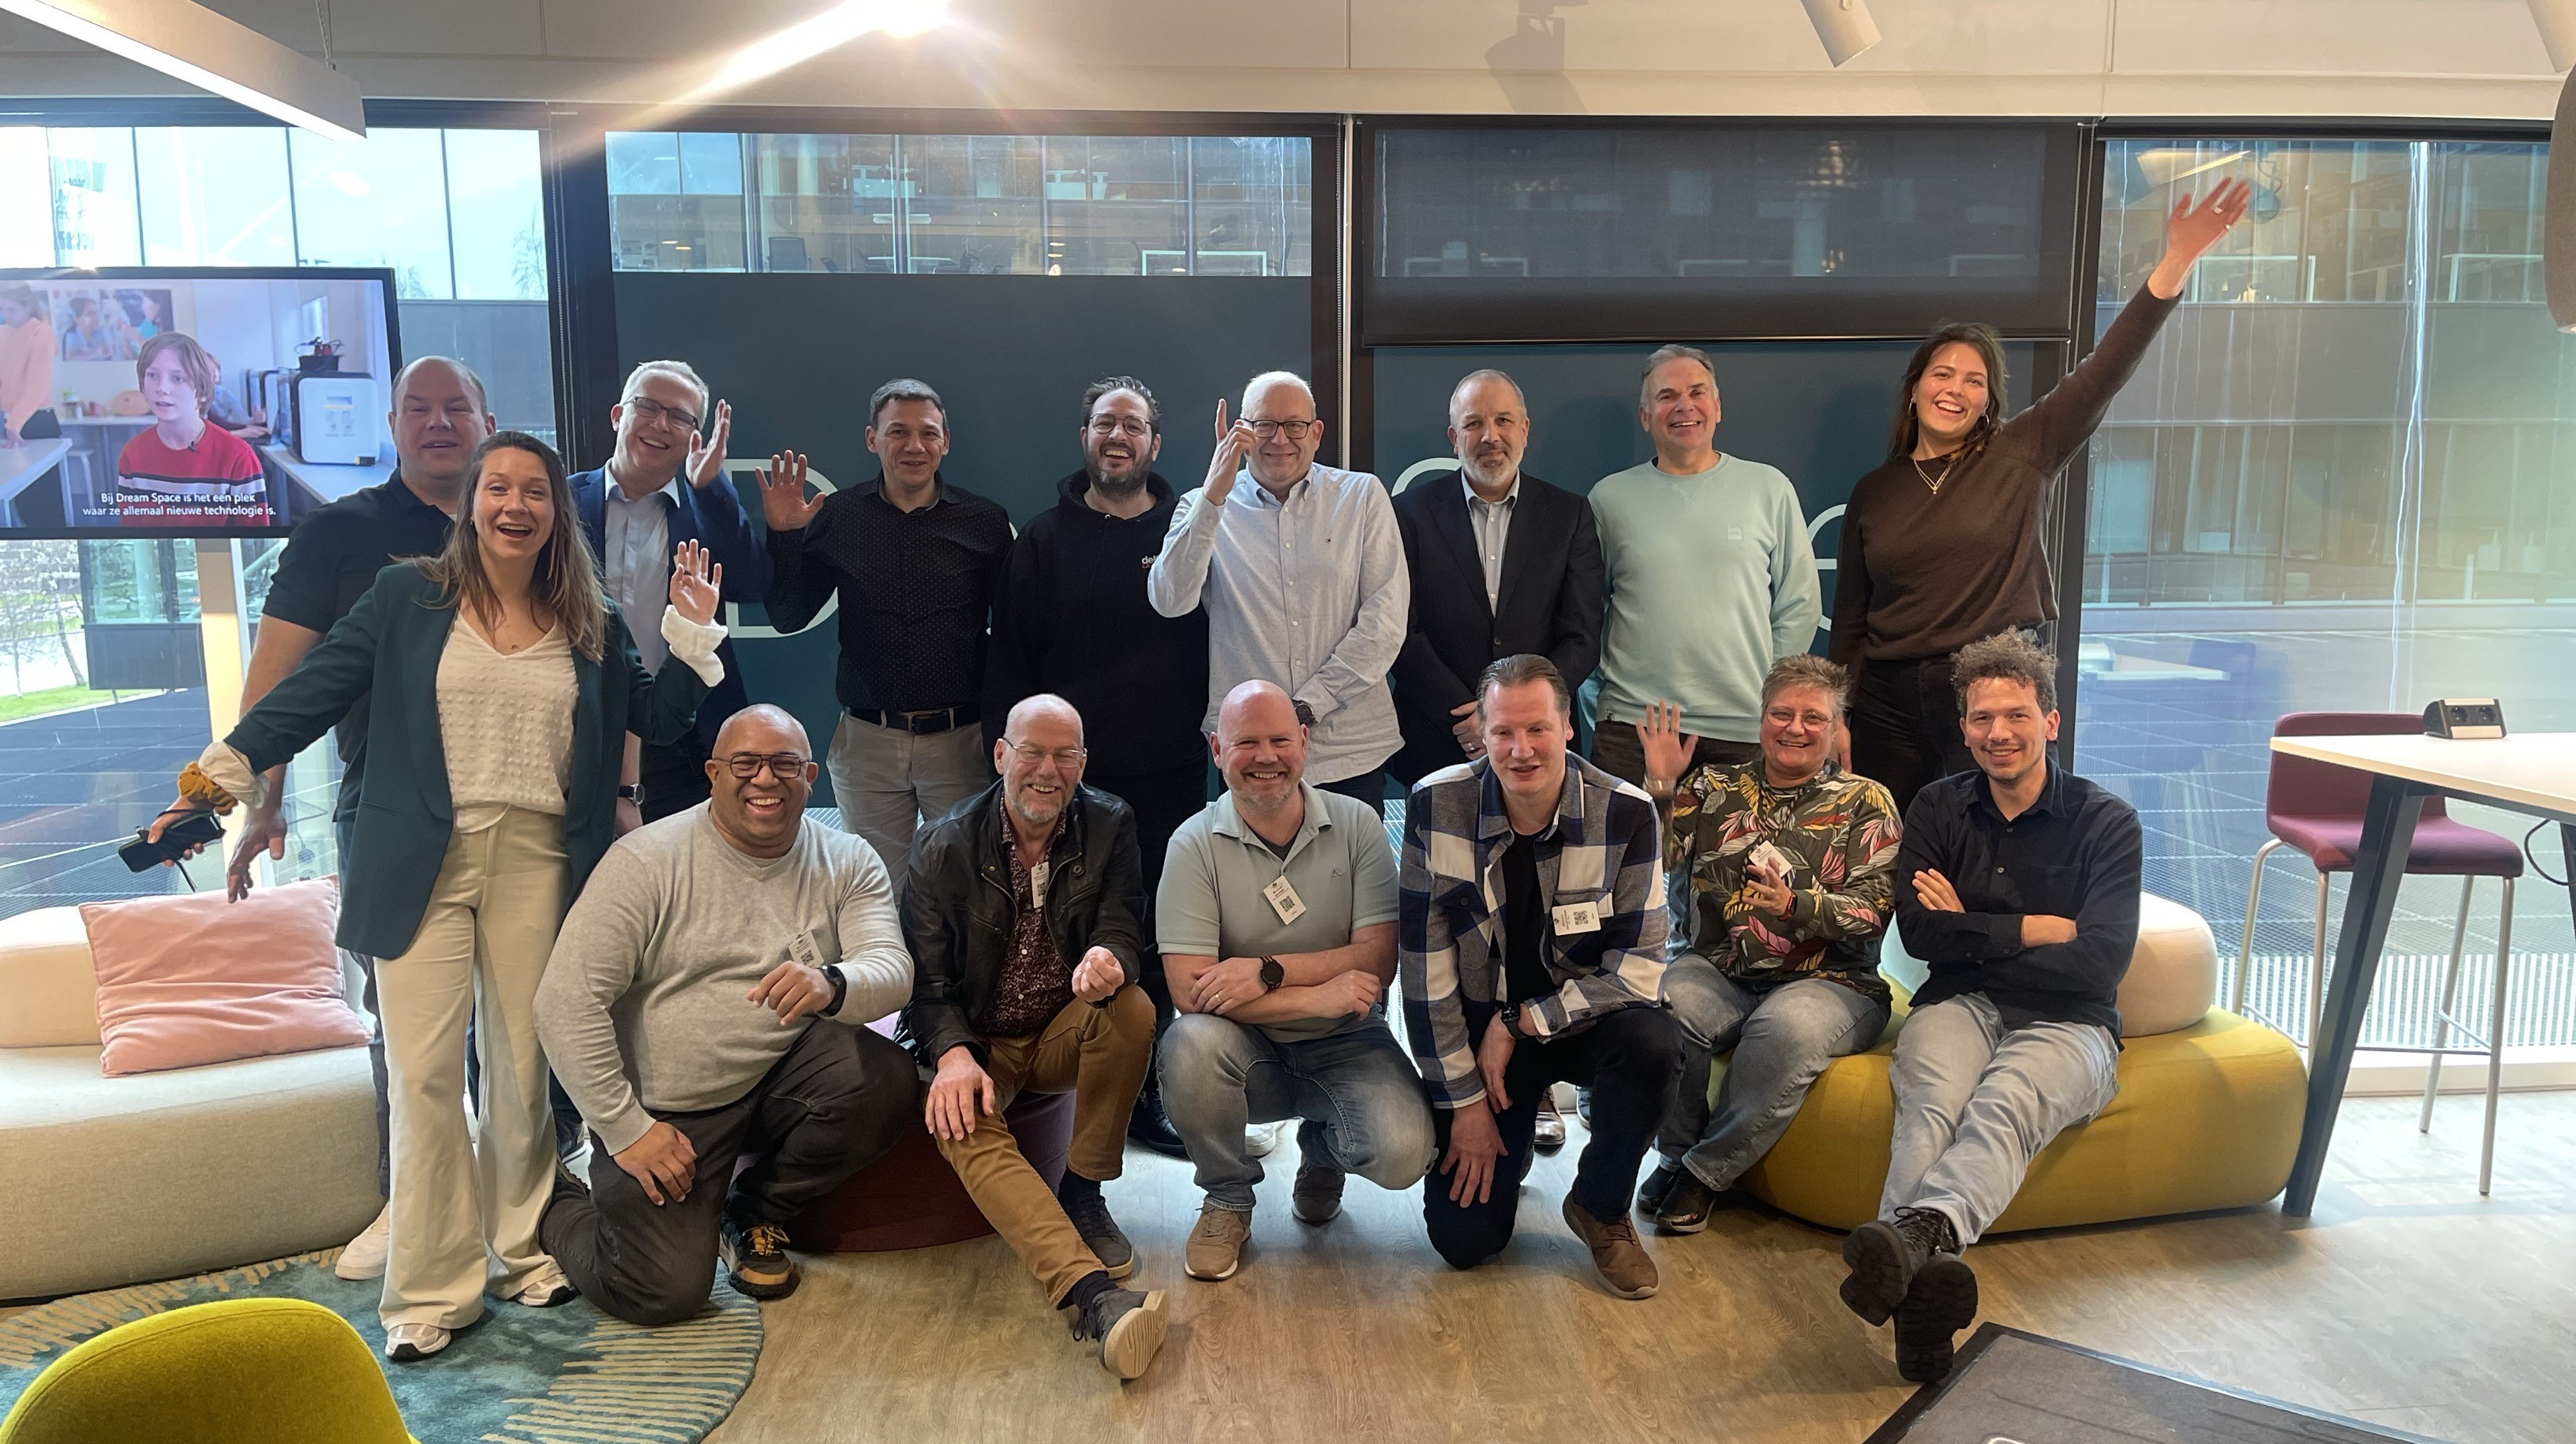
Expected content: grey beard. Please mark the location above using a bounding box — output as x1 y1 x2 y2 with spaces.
1086 465 1148 497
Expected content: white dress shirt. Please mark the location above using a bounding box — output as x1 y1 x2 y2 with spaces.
603 471 680 670
1462 472 1520 613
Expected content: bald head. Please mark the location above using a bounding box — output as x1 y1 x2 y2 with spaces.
1213 679 1307 816
1006 693 1085 745
1217 679 1297 745
388 354 496 493
998 694 1087 837
713 702 809 758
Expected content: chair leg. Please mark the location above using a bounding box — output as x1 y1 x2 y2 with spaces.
2423 876 2474 1133
2481 879 2513 1197
2236 838 2282 1016
2307 870 2334 1048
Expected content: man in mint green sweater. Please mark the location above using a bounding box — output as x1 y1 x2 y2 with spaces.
1588 343 1822 787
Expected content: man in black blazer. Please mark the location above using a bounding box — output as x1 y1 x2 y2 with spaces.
1389 369 1604 789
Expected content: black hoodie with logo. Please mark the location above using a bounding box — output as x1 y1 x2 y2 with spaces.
982 469 1210 778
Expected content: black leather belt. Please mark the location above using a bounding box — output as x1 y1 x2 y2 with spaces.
849 705 971 735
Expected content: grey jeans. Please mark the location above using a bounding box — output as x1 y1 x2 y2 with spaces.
1157 1013 1436 1214
1657 957 1889 1190
1880 991 2120 1246
824 713 991 874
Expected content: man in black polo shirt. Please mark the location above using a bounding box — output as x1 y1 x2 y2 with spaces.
982 376 1207 1155
230 354 493 1281
760 378 1012 874
1840 630 2141 1383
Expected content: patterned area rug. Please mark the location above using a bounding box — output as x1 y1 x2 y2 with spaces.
0 1251 762 1443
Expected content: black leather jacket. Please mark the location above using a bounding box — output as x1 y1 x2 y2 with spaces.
897 780 1145 1068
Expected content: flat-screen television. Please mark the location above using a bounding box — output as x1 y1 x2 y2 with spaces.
0 266 400 538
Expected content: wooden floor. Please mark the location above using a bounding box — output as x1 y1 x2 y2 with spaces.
724 1091 2573 1442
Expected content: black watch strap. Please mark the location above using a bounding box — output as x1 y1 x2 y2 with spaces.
616 784 644 803
1259 956 1285 991
821 963 848 1016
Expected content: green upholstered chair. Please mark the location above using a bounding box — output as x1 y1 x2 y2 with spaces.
0 1298 414 1444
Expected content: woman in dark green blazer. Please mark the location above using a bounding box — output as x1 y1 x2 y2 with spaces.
155 432 725 1360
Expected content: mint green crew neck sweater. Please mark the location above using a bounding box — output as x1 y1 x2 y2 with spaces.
1589 454 1821 743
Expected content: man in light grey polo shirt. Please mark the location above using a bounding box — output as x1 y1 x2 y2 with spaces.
1156 679 1434 1283
1147 370 1409 815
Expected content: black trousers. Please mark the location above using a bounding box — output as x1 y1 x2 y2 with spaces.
1848 654 1973 821
640 734 715 824
1587 723 1760 788
541 1019 918 1326
1087 759 1214 1022
1422 1004 1682 1270
1318 768 1387 818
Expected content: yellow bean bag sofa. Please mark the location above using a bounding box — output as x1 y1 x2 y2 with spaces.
0 1297 415 1444
1732 893 2309 1233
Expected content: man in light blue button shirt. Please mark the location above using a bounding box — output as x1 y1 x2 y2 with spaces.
1148 371 1408 814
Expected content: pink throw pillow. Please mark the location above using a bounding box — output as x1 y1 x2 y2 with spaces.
81 877 369 1076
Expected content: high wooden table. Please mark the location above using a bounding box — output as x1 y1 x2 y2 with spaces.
2269 731 2576 1215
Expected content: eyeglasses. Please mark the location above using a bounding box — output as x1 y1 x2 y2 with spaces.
623 395 702 434
722 752 809 780
1247 418 1317 441
1002 739 1088 770
1086 416 1154 439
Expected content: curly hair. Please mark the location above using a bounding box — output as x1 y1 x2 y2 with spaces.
1950 630 2057 713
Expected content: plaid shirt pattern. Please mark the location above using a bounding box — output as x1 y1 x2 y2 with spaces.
1400 752 1668 1110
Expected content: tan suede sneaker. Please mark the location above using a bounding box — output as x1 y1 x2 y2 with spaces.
1184 1202 1253 1281
1561 1194 1659 1300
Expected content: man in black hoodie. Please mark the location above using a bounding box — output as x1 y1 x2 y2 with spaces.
985 376 1211 1154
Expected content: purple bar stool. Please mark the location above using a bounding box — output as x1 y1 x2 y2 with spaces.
2237 712 2522 1193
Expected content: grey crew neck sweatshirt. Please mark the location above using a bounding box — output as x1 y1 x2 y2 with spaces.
535 804 914 1155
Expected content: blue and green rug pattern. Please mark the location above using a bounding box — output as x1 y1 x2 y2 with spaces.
0 1250 762 1442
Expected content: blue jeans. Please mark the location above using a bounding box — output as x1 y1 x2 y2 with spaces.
1881 992 2120 1246
1157 1013 1436 1213
1657 957 1889 1191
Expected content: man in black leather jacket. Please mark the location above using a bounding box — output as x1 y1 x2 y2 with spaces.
899 693 1165 1380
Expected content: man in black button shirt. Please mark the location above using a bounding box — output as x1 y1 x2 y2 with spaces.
1841 630 2140 1383
230 355 493 1281
983 376 1208 1156
760 377 1012 873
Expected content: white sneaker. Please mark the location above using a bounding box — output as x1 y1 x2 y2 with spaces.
1244 1120 1289 1159
511 1259 577 1308
384 1322 450 1362
335 1206 391 1281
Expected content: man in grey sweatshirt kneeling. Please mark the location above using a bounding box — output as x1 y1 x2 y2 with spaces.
537 704 921 1322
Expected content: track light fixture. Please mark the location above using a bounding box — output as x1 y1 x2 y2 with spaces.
1799 0 1881 67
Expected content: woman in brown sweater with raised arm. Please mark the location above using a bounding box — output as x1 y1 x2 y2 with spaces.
1829 180 2252 815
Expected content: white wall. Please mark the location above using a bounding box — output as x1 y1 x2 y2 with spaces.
0 0 2563 120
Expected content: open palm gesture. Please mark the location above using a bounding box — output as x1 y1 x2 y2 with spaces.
1634 699 1698 789
757 451 822 533
668 540 722 626
2148 179 2254 297
683 399 733 489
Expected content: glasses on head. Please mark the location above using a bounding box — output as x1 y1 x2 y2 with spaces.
1247 418 1316 441
1002 739 1088 770
623 395 702 434
1086 416 1153 439
722 752 809 780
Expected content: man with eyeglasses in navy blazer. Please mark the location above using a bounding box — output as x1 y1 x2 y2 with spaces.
571 359 773 827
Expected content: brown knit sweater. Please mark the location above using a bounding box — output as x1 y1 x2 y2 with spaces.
1828 284 2179 668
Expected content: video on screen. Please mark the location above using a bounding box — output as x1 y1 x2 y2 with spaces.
0 267 399 537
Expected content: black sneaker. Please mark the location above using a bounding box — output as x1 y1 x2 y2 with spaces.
1636 1161 1684 1217
1653 1172 1721 1234
1057 1180 1136 1280
1574 1087 1593 1128
1126 1082 1189 1159
1291 1121 1346 1225
719 1217 799 1300
1893 1253 1979 1383
1840 1206 1957 1326
1067 1285 1168 1379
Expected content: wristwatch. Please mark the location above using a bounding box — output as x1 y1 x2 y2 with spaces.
821 963 848 1017
1496 1001 1523 1037
616 784 644 805
1258 956 1285 992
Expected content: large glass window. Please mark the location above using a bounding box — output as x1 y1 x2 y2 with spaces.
48 129 140 268
2079 137 2576 1052
135 127 295 268
611 130 1314 278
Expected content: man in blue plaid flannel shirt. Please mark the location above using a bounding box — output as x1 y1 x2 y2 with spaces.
1399 653 1682 1299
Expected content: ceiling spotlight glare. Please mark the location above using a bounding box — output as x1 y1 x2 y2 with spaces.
1799 0 1881 67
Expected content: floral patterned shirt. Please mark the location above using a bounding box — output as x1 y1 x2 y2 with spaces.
1664 761 1901 999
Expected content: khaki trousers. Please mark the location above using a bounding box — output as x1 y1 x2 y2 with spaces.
376 807 567 1330
933 987 1153 1304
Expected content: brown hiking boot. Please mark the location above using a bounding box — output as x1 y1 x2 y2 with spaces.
1561 1194 1659 1300
1184 1202 1252 1281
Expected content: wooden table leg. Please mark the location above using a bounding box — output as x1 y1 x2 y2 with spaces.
2283 775 2424 1218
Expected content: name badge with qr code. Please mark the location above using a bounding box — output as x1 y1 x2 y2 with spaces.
1551 900 1603 935
1264 875 1307 925
788 932 825 970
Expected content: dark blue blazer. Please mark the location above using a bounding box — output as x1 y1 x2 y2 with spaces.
227 564 710 960
569 466 769 751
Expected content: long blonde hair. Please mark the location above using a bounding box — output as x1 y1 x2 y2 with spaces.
415 431 608 660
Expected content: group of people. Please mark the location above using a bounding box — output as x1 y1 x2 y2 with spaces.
148 181 2249 1386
